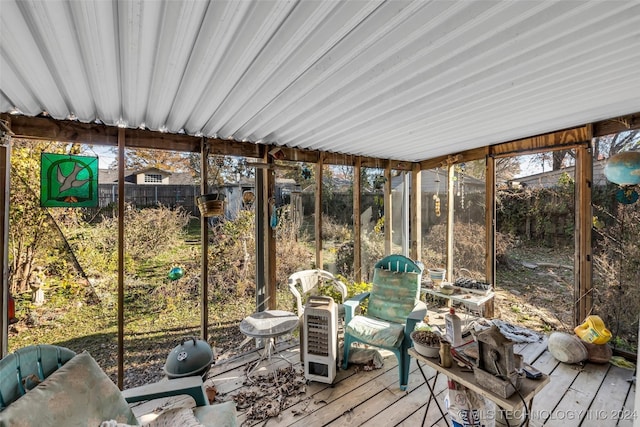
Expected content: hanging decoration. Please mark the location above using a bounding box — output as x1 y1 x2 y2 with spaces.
1 119 13 147
433 168 441 217
604 151 640 205
603 151 640 186
270 198 279 229
40 153 98 207
242 190 255 209
197 155 226 217
457 163 466 208
373 174 386 190
616 187 639 205
301 165 312 180
196 193 225 217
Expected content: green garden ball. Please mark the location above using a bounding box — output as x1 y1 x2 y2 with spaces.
168 267 184 281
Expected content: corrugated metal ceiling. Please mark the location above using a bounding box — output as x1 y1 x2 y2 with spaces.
1 0 639 162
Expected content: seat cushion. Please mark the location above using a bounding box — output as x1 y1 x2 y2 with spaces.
0 344 76 409
146 407 204 427
193 401 238 427
345 315 405 348
368 268 420 324
0 351 138 427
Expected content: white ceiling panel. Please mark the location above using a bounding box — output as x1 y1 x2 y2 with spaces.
1 0 639 161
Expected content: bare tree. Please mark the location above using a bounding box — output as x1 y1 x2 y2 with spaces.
593 130 640 160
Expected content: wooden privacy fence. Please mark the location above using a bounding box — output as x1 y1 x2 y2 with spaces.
85 184 200 217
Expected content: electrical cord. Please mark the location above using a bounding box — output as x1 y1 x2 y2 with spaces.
490 350 529 427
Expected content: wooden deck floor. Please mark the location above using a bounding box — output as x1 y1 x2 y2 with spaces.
131 332 636 427
128 302 637 427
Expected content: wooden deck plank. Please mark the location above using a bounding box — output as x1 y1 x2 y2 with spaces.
211 347 300 397
324 388 399 426
325 361 442 427
241 352 400 426
397 406 449 427
286 356 412 426
130 335 635 427
369 367 442 426
363 370 450 427
548 362 610 427
527 350 577 427
616 377 636 427
585 365 635 427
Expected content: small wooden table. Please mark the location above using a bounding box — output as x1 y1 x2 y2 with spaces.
421 286 495 317
409 347 549 427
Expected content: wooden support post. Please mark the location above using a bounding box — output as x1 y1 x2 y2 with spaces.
200 139 209 340
482 156 497 317
117 128 125 390
266 157 276 310
402 172 410 256
384 161 392 255
446 165 455 283
255 150 274 311
315 156 323 270
411 164 421 261
485 156 496 287
0 115 10 357
353 157 362 282
574 142 593 326
255 159 267 312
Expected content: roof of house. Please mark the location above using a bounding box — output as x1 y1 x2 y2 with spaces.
513 160 608 188
99 169 196 185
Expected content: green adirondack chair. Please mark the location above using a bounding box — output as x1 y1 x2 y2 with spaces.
342 254 427 391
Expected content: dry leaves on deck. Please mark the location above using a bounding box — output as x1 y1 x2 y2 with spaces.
232 365 307 422
206 385 218 404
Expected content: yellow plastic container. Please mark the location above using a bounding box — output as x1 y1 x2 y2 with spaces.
574 315 612 345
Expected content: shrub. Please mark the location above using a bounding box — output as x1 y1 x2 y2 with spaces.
322 216 352 242
207 210 256 300
592 202 640 352
496 184 575 246
69 205 191 277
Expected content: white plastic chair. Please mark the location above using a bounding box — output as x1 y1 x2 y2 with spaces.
288 269 347 316
288 269 348 361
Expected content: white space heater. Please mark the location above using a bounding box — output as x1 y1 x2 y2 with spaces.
303 296 338 384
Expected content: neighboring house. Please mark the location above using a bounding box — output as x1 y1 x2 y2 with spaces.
390 171 486 246
97 168 200 214
391 169 485 194
509 160 607 189
96 168 299 219
99 167 197 186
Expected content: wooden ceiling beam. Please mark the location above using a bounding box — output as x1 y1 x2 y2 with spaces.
592 113 640 137
6 115 413 168
7 112 639 169
419 147 488 170
490 126 592 158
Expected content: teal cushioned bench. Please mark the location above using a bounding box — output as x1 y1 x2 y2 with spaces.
0 345 237 427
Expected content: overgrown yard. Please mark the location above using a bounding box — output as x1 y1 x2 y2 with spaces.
495 245 575 333
8 208 313 388
10 287 254 388
9 234 580 389
8 208 638 389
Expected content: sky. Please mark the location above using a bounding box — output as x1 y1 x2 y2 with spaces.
87 146 116 169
